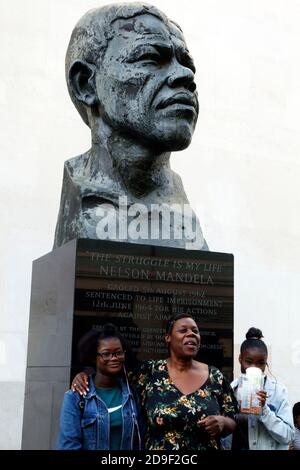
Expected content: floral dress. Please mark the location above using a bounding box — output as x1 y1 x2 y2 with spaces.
134 359 238 450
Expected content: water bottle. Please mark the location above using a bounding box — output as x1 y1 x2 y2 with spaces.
239 367 264 414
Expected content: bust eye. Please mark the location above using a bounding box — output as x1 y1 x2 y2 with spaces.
137 52 162 64
127 45 172 66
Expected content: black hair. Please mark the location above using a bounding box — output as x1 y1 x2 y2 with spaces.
240 327 268 356
165 313 197 334
77 323 128 367
293 402 300 419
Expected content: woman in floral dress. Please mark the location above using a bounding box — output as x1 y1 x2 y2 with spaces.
134 313 237 450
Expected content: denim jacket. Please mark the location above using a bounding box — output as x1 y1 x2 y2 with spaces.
57 375 143 450
222 376 295 450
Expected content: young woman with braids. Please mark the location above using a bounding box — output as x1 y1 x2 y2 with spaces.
226 327 295 450
71 313 238 450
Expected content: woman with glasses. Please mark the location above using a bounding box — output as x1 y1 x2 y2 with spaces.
56 323 143 450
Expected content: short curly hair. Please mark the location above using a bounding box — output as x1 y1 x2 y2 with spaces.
77 323 128 366
165 312 197 334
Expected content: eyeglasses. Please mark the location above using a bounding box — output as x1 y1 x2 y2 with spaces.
96 351 125 361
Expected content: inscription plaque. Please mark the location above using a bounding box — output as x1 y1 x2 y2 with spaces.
72 239 233 379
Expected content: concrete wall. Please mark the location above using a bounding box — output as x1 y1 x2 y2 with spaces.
0 0 299 448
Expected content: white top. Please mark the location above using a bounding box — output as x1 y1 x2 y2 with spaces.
221 376 295 450
232 376 295 450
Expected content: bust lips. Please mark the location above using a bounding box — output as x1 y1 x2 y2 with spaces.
156 92 198 112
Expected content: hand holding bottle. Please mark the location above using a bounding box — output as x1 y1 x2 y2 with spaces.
256 390 267 408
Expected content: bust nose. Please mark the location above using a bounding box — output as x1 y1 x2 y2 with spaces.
167 63 196 92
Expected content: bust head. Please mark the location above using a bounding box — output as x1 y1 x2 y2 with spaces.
54 3 207 250
66 2 198 152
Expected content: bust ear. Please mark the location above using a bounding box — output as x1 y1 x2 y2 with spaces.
68 60 97 107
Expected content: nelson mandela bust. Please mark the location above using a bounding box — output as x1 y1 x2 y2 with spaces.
54 3 208 250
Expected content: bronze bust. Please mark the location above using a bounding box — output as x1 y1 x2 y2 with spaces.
54 3 208 250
